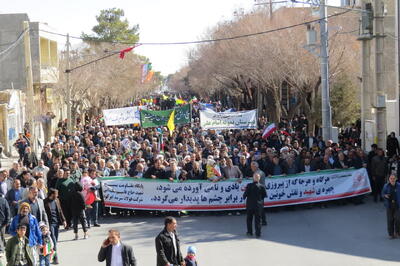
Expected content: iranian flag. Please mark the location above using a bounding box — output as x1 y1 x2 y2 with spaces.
262 123 277 139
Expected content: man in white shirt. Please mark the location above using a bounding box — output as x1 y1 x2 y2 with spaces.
98 229 136 266
33 160 50 180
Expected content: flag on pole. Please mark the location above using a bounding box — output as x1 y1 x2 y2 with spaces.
212 164 222 177
119 46 133 59
141 64 149 83
145 71 154 82
167 110 175 135
262 123 277 139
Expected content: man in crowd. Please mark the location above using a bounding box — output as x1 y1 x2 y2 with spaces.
382 175 400 239
55 169 75 229
23 147 38 170
144 159 166 179
243 173 267 238
43 188 66 264
21 187 49 226
155 217 184 266
9 203 42 265
0 195 10 259
32 160 50 181
6 179 23 217
222 158 243 180
98 229 136 266
371 148 388 202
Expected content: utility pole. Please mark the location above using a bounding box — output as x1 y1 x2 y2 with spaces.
66 33 72 131
319 0 332 141
358 1 373 151
269 0 273 19
373 0 386 148
23 21 36 152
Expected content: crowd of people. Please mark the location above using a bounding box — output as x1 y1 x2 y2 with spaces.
0 96 400 265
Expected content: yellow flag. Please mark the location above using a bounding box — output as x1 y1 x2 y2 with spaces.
167 110 175 135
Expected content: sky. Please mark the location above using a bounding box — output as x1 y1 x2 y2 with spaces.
1 0 340 75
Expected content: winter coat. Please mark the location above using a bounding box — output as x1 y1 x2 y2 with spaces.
70 190 86 217
5 235 34 266
155 229 184 266
9 214 42 246
382 182 400 209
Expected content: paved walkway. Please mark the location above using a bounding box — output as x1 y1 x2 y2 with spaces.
56 200 399 266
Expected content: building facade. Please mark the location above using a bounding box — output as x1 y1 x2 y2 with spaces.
0 13 64 154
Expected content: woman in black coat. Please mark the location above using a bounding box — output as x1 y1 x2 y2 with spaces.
70 182 88 240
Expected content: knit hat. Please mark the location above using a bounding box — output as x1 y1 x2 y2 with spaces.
39 222 47 229
19 202 31 212
187 246 196 254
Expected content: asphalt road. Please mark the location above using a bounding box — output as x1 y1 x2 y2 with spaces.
56 200 400 266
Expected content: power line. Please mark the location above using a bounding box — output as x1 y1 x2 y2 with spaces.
39 8 352 47
46 7 353 73
0 28 28 62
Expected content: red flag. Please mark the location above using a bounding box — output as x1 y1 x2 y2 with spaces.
281 130 291 136
119 45 141 59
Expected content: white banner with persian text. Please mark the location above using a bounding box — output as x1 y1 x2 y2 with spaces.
99 168 371 211
102 106 146 126
199 109 257 130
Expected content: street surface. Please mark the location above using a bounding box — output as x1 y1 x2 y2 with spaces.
2 157 400 266
56 199 400 266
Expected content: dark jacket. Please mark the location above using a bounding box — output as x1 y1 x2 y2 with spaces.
333 158 349 169
387 136 400 158
70 190 86 217
23 152 38 169
144 166 166 179
188 169 206 180
298 162 317 173
155 229 184 266
43 198 66 226
243 182 267 210
5 235 34 266
371 155 388 178
382 182 400 209
0 197 10 227
98 242 136 266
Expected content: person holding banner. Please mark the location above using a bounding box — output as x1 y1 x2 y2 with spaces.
144 159 166 179
382 175 400 239
243 173 267 238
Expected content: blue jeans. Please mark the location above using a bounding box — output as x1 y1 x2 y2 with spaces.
86 201 99 226
49 224 59 251
39 255 51 266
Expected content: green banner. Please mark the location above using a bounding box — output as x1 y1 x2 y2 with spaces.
140 104 191 128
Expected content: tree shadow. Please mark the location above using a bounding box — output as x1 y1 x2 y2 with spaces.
97 198 400 262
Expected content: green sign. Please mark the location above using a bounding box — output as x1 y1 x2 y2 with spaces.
140 104 191 128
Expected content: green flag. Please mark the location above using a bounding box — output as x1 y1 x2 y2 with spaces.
140 104 191 128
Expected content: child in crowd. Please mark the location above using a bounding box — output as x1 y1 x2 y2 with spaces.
184 246 198 266
39 222 54 266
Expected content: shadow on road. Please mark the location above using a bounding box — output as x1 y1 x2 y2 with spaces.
98 198 400 262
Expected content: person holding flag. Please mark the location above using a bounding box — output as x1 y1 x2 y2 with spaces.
262 123 277 139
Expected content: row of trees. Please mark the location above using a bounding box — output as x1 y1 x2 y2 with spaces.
168 7 361 133
55 8 162 126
